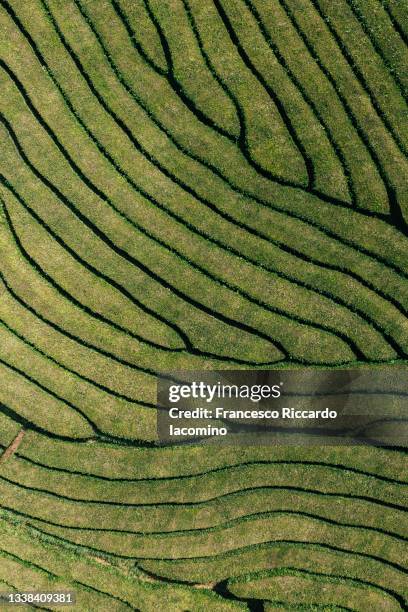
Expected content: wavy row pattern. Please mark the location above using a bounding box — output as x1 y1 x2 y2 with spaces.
0 0 407 610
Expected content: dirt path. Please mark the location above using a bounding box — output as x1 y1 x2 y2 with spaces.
0 429 25 465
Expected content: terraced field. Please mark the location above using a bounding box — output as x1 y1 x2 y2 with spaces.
0 0 407 609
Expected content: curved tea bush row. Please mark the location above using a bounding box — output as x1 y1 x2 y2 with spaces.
227 568 403 610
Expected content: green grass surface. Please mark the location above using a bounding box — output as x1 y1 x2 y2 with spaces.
0 0 407 609
227 569 402 610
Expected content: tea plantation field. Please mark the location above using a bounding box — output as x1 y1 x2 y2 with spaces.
0 0 407 609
